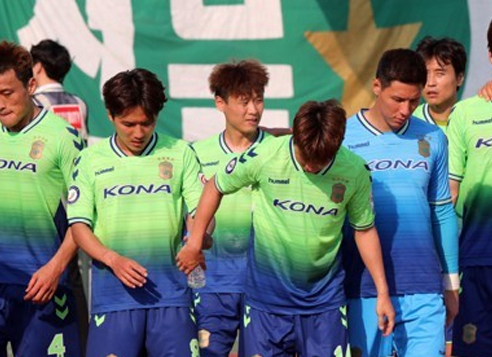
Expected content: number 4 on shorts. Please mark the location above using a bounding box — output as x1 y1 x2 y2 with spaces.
48 333 66 357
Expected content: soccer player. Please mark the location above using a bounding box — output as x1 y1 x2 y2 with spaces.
67 68 203 356
343 48 459 357
414 36 466 133
447 19 492 357
31 38 90 353
31 39 89 142
178 99 395 356
191 59 270 356
0 41 82 356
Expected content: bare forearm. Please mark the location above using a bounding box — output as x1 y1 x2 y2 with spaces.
449 179 460 206
71 223 115 266
187 178 223 250
354 226 389 296
48 227 78 273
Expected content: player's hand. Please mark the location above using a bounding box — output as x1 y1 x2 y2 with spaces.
104 251 147 289
176 244 205 275
24 261 62 304
376 293 395 336
444 289 459 326
478 80 492 101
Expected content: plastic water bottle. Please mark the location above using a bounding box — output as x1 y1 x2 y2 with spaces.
187 265 206 289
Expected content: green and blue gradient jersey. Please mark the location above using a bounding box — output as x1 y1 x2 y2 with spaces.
67 132 203 314
215 135 374 314
192 130 270 293
0 108 83 286
413 103 448 133
448 96 492 267
343 111 452 298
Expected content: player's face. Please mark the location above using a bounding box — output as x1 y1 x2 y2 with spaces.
110 106 157 156
0 69 37 132
373 79 421 131
216 92 264 136
423 57 463 108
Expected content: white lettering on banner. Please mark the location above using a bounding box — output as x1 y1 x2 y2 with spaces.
170 0 283 39
168 64 294 99
17 0 135 90
182 108 289 142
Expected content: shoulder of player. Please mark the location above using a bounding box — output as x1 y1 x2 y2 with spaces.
335 145 367 172
412 104 425 120
37 109 81 138
190 133 220 153
450 95 491 121
153 132 197 157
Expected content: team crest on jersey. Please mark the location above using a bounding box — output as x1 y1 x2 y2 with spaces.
198 329 211 348
462 323 477 344
106 354 118 357
331 183 346 203
418 138 430 158
67 186 80 204
29 139 45 159
225 157 237 174
159 160 173 180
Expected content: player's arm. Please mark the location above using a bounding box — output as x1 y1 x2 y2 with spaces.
177 178 224 274
71 222 147 289
24 227 78 304
450 179 460 206
25 126 85 304
354 226 395 336
477 79 492 101
429 130 460 325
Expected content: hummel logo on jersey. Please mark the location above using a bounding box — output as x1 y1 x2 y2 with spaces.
0 159 36 173
268 178 290 184
202 160 219 167
103 183 171 199
95 167 115 176
475 137 492 148
472 118 492 125
273 199 338 216
367 159 429 172
347 141 370 150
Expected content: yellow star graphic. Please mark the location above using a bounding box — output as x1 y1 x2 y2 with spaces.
305 0 421 115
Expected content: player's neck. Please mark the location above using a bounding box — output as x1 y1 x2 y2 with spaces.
428 98 456 123
223 127 259 153
364 107 395 133
35 73 58 87
10 104 40 132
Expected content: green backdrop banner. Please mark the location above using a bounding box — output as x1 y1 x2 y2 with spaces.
0 0 489 142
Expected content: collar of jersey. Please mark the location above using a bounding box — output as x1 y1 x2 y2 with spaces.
356 109 410 136
1 107 47 134
218 129 265 154
422 103 437 125
34 83 64 94
110 132 158 157
289 136 334 175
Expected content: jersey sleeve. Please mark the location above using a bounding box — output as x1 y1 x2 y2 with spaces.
57 126 85 187
181 144 204 216
67 151 95 228
346 163 375 230
447 104 467 182
428 130 452 205
215 145 262 195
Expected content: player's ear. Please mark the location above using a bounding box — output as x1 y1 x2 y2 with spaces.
107 110 115 122
26 77 37 96
215 95 226 112
456 72 465 88
373 78 382 96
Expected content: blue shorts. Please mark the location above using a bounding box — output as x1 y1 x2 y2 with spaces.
241 304 349 356
86 307 198 356
193 292 243 356
452 266 492 357
0 284 80 357
348 294 445 357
